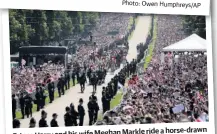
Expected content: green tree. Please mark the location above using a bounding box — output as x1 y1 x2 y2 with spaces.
55 11 73 41
28 10 49 45
9 10 34 54
183 16 206 39
9 9 99 54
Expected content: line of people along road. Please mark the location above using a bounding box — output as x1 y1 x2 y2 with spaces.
12 60 137 128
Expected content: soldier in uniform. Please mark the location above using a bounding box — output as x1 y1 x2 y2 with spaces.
70 103 78 126
78 98 85 126
105 91 112 111
12 94 16 119
60 75 65 95
101 91 111 114
113 76 118 95
97 69 102 85
24 93 33 118
64 106 73 126
101 92 107 114
71 70 76 86
19 93 25 119
92 73 98 93
107 83 114 97
39 110 48 127
126 62 130 77
39 86 46 108
48 80 54 103
64 73 68 90
50 113 59 127
67 72 70 89
79 72 86 93
87 97 94 125
57 78 62 97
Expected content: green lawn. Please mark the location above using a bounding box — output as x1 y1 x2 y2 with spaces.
110 92 123 109
144 16 158 70
15 80 77 119
128 16 134 30
128 17 139 40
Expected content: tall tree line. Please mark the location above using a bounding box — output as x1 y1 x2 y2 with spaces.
9 9 99 54
183 16 206 39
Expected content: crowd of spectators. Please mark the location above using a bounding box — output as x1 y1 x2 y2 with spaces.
96 15 208 125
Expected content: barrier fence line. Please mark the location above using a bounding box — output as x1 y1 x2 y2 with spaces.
95 15 156 125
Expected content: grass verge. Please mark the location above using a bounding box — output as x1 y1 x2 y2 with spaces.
128 17 139 40
144 16 158 70
110 91 123 109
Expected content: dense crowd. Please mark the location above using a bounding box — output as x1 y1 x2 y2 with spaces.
95 15 208 125
11 64 65 95
71 13 135 71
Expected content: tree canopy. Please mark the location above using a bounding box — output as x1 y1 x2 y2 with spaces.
183 16 206 39
9 9 99 54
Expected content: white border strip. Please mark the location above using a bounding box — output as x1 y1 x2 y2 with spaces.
0 9 6 134
211 0 217 131
0 0 210 16
1 9 215 134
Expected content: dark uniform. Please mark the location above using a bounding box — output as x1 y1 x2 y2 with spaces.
35 88 42 111
50 113 58 127
67 72 70 89
39 118 48 127
97 70 102 84
39 110 48 127
79 73 86 93
24 95 33 118
106 92 112 111
57 78 62 97
64 107 73 126
70 104 78 126
48 82 54 103
87 98 94 125
61 76 65 95
19 94 25 119
40 87 46 108
50 119 58 127
91 74 98 92
102 93 111 113
12 95 16 119
71 71 76 86
78 103 85 126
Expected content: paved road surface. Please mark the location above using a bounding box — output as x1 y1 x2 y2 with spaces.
19 16 151 128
